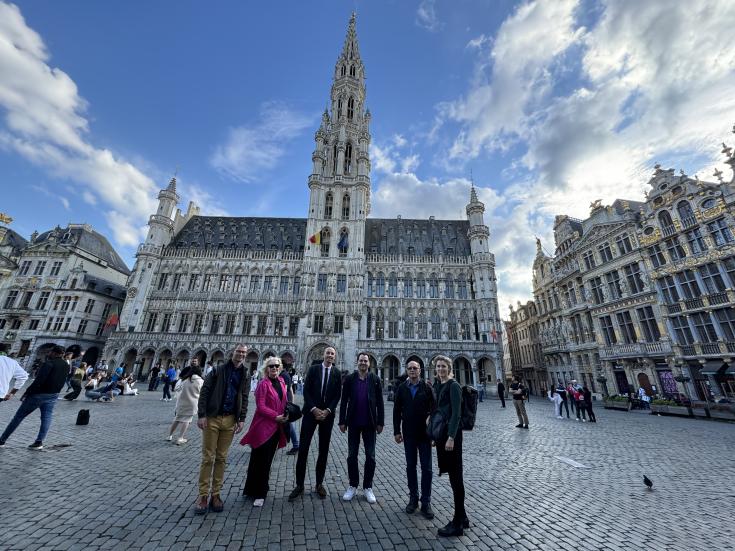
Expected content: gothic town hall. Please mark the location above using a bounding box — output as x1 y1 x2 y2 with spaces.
103 15 503 386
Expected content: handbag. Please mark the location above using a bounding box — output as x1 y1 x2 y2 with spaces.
285 401 303 423
76 409 90 426
426 410 447 442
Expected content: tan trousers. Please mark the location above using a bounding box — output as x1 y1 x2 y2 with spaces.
513 400 529 426
198 415 236 497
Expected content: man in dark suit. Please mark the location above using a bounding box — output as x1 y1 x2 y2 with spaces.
289 347 341 500
497 380 506 408
393 360 435 519
339 353 384 504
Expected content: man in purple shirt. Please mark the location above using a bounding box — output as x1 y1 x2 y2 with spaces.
339 353 384 504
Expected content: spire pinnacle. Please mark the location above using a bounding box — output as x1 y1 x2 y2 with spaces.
340 12 360 62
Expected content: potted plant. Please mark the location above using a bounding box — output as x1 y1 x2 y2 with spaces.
651 398 691 417
604 394 631 411
708 402 735 421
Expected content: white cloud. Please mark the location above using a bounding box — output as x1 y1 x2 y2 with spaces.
370 136 421 175
182 181 230 217
416 0 442 32
0 1 158 247
210 102 313 183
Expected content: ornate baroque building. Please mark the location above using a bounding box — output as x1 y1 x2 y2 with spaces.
507 300 544 394
0 224 129 366
519 140 735 400
103 15 503 386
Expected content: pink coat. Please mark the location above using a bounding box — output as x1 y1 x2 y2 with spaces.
240 377 288 450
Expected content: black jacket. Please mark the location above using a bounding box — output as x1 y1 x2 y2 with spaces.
24 357 68 396
197 360 250 422
339 371 384 427
392 379 434 440
302 363 341 415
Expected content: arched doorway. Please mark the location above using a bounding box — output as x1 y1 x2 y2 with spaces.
82 347 100 367
244 350 259 376
381 354 400 384
193 349 207 366
453 357 473 386
406 355 425 380
157 349 172 369
306 343 335 369
479 357 494 383
123 348 138 372
175 349 190 369
65 344 82 357
139 348 156 379
637 372 653 397
210 349 226 367
281 352 294 373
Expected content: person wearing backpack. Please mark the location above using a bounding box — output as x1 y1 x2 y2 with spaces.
510 377 529 429
433 355 468 537
393 360 435 520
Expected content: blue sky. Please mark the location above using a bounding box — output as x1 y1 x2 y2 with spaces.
2 0 735 312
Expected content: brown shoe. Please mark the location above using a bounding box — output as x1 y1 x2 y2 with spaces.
194 495 208 515
209 494 224 513
316 484 328 499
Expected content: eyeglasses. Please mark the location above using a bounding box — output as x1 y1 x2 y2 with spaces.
406 366 419 371
267 364 280 369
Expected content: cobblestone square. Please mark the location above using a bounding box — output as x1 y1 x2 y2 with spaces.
1 390 733 551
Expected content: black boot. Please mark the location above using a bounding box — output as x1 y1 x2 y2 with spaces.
420 503 434 519
438 521 463 537
405 497 419 513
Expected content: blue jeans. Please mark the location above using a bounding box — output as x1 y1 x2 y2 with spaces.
289 422 300 448
347 425 376 489
0 393 58 443
404 436 433 504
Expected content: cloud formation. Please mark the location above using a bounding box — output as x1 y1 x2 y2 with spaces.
210 102 313 183
416 0 442 32
0 1 158 246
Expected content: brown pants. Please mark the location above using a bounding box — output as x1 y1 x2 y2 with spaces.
513 400 529 426
198 415 236 497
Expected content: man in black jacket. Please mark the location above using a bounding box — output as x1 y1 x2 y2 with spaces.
0 345 67 450
393 360 435 519
194 344 250 515
497 380 506 408
339 353 384 504
289 346 341 501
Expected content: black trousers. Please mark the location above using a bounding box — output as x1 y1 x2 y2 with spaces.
347 425 376 489
295 412 335 487
576 401 587 420
63 380 82 400
560 399 570 418
437 431 465 524
244 430 280 498
499 394 506 407
162 381 172 400
585 403 596 422
404 436 432 504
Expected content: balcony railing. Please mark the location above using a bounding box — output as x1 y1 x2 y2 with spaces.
661 225 677 237
599 341 673 359
679 216 697 229
684 297 704 309
708 291 729 305
701 342 721 355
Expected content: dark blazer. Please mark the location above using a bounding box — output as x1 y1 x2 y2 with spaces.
392 379 434 440
197 360 250 422
339 371 384 428
302 363 341 415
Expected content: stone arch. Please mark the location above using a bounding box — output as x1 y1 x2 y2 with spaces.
280 351 295 371
210 348 226 367
452 355 473 386
306 342 336 369
381 354 400 384
82 346 100 367
245 349 260 376
478 356 495 383
175 348 191 368
193 349 207 366
139 347 156 379
157 348 173 369
122 347 139 372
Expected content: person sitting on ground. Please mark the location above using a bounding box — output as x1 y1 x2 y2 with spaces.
122 376 138 396
84 373 103 400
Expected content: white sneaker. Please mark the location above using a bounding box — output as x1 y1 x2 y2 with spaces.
253 498 265 507
582 419 586 422
557 416 563 419
576 418 580 421
343 486 357 501
176 438 188 445
166 435 173 441
364 488 376 504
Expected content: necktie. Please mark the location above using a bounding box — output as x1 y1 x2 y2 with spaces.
321 368 329 403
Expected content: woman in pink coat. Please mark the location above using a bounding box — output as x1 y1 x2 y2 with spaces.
240 356 288 506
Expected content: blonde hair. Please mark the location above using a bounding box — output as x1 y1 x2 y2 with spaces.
430 355 453 377
261 357 282 377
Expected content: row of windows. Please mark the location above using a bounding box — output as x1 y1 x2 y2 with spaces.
367 273 470 299
647 217 734 268
2 291 110 320
364 308 476 341
144 312 300 337
599 306 662 346
0 317 104 336
670 309 735 345
323 192 350 220
17 260 63 277
581 234 634 270
157 272 303 296
587 262 646 305
657 258 735 304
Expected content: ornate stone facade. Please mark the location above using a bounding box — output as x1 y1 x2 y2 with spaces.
103 15 503 386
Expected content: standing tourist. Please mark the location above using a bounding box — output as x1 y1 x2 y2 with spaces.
393 360 434 519
433 355 468 537
279 365 300 455
0 352 28 402
583 385 596 422
510 377 529 429
240 357 289 507
162 364 176 402
338 353 384 504
289 347 341 501
63 362 86 401
167 364 203 444
557 383 570 418
574 386 587 422
497 380 506 408
194 344 250 515
0 345 67 450
148 363 161 392
548 388 563 419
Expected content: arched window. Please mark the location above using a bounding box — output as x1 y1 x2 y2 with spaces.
404 308 414 339
324 192 333 219
344 142 353 174
403 273 413 297
416 273 426 298
350 65 356 77
388 272 398 297
430 309 441 340
347 97 355 120
366 307 372 338
337 98 343 118
460 310 471 340
375 308 385 340
367 272 373 297
332 144 338 174
677 200 695 226
340 65 346 76
342 193 350 219
445 274 455 298
338 228 349 258
447 310 458 340
457 274 468 299
658 210 675 233
376 272 385 297
417 309 427 339
428 273 439 298
388 308 398 339
320 227 330 257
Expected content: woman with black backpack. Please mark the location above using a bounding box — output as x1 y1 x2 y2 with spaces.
432 355 468 537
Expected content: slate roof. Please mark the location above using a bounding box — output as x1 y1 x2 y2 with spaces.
83 274 127 299
365 219 471 256
34 225 131 274
0 228 28 255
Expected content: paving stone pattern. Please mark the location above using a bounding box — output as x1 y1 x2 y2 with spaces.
0 388 733 550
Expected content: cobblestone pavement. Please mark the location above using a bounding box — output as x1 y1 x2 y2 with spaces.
0 387 733 551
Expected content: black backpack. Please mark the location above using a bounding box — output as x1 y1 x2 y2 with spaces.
76 409 90 426
460 385 478 431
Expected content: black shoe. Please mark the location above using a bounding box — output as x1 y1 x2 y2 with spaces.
515 424 523 428
405 497 419 514
316 484 328 499
28 441 43 450
461 516 470 528
286 447 299 456
0 440 5 447
209 495 224 513
438 521 463 537
288 486 304 502
420 503 434 519
523 425 529 429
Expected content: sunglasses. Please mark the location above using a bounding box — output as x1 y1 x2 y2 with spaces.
406 366 419 370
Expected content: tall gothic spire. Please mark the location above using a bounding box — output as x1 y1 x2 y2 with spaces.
339 12 360 63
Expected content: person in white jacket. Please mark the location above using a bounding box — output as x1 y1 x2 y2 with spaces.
167 365 204 445
548 388 563 419
0 353 29 402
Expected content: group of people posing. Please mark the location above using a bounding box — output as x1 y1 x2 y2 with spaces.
547 381 597 422
193 345 470 538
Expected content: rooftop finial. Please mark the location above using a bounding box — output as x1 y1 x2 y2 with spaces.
167 168 178 193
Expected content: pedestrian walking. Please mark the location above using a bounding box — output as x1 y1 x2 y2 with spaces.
557 384 570 418
393 360 434 519
497 380 506 408
339 353 384 505
148 364 161 391
0 352 28 402
433 355 467 537
574 387 587 422
162 365 176 401
289 347 341 501
510 377 529 429
583 385 596 422
193 344 250 515
0 345 67 450
167 364 204 444
240 357 289 507
63 362 86 400
548 388 562 418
